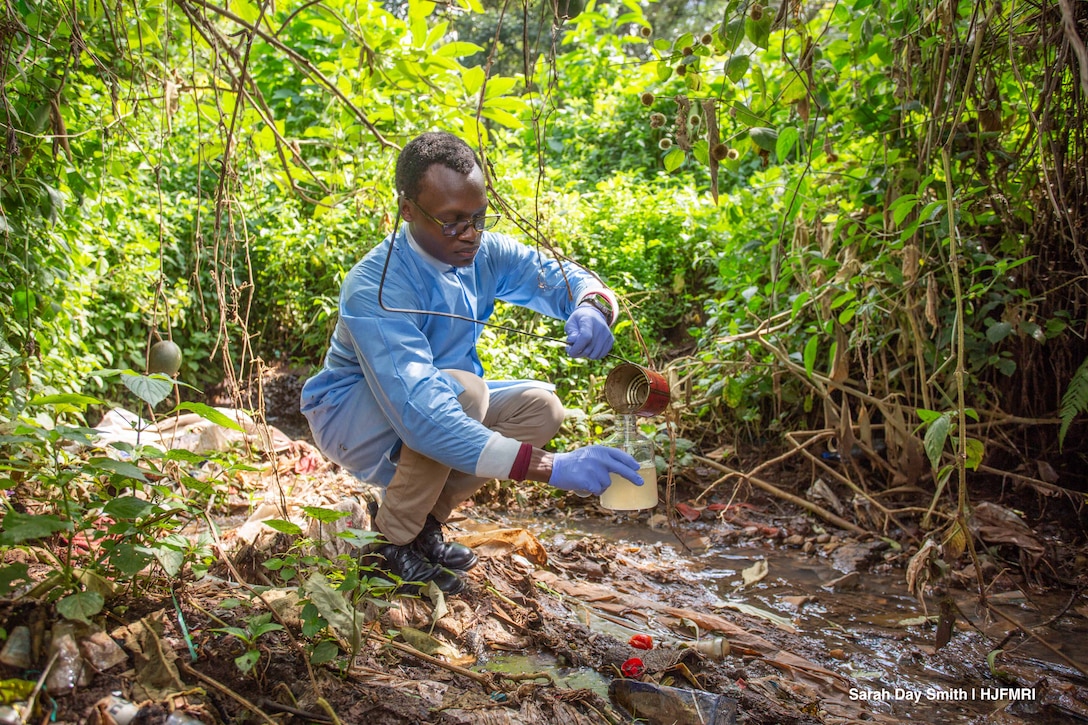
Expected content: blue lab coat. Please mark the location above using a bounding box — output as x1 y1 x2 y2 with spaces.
300 225 611 486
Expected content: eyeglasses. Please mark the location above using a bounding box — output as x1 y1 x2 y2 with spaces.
408 198 501 237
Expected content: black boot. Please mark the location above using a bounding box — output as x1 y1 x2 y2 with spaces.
414 515 478 572
367 500 466 594
375 540 465 595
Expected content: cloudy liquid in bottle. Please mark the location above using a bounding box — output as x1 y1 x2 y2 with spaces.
600 462 659 510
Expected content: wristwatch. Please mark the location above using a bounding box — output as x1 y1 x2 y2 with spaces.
579 292 616 327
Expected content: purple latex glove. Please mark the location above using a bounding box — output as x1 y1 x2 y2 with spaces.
565 304 614 359
550 445 643 495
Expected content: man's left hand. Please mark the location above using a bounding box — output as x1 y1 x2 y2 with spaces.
565 304 614 359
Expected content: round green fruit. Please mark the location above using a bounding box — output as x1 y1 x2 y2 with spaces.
148 340 183 376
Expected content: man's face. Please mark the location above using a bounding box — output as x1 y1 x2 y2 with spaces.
401 163 488 268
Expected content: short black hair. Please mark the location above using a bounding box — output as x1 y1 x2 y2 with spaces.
395 132 481 200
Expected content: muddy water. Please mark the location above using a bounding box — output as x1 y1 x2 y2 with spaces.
484 514 1088 724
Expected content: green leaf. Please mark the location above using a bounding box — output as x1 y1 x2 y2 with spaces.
435 41 482 57
745 14 772 49
109 542 153 576
915 408 942 424
249 621 284 638
171 402 244 432
462 65 485 95
720 18 745 51
264 519 304 535
302 506 351 524
663 147 686 172
155 546 185 577
310 640 339 665
0 512 71 545
725 54 749 82
923 412 952 471
121 372 174 407
29 393 104 409
0 563 31 596
964 438 985 471
731 102 765 127
891 194 919 225
481 107 523 129
56 591 105 625
803 336 819 378
234 649 260 674
749 127 778 151
304 573 362 651
1059 356 1088 449
214 626 251 640
986 321 1013 344
775 126 799 160
102 496 154 519
88 457 149 483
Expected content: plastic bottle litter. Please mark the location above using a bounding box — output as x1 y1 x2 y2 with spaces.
0 626 32 669
680 636 730 659
79 630 129 672
609 679 738 725
45 623 92 694
0 705 23 725
94 694 139 725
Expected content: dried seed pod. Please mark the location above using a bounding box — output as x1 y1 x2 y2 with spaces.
701 33 713 45
712 143 730 161
689 114 701 127
727 148 740 159
682 45 694 56
659 137 673 150
676 64 687 76
750 4 764 20
674 95 692 150
640 25 652 38
641 92 655 106
649 112 667 128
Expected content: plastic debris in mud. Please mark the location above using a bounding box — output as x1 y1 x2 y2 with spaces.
609 679 738 725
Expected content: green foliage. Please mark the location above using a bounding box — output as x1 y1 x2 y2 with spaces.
211 612 285 675
0 392 245 618
1059 356 1088 450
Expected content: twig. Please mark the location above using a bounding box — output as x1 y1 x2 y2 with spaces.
1058 0 1088 97
977 463 1085 501
692 455 866 535
181 661 279 724
21 651 59 725
984 605 1088 679
317 698 345 725
785 431 919 539
354 631 496 687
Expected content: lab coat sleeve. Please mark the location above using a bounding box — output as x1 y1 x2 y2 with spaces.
486 234 613 320
340 281 518 478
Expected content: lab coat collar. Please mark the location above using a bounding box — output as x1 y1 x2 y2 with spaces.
403 224 459 275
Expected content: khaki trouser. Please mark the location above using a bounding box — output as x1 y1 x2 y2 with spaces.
374 369 564 546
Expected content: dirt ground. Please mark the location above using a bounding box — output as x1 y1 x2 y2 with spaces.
2 379 1088 724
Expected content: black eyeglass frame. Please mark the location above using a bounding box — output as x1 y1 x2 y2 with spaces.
406 197 502 237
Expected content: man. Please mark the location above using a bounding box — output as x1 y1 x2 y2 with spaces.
301 131 643 594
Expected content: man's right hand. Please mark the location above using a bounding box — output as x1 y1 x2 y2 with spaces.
549 445 643 495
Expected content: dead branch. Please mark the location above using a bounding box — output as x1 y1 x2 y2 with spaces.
692 454 866 535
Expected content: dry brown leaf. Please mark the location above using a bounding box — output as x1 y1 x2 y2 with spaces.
906 538 938 604
456 528 548 566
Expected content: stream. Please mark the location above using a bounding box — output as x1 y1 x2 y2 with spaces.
474 512 1088 724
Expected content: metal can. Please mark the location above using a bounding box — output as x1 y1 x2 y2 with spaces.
604 363 671 417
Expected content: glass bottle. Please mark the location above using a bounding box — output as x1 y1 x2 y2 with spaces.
600 414 659 510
